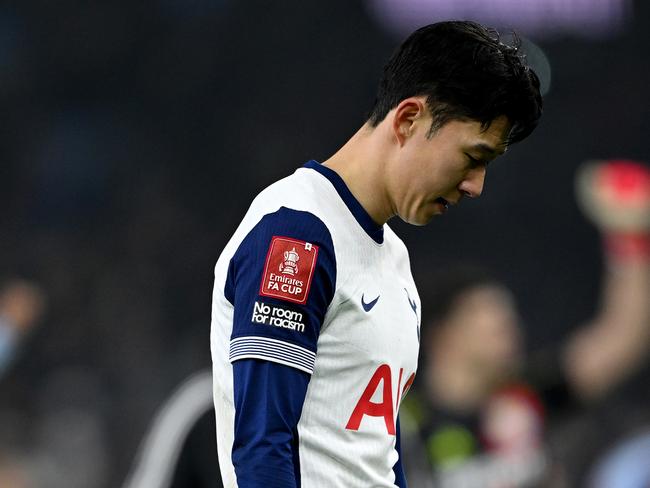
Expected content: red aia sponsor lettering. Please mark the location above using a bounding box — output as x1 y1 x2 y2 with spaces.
345 364 415 436
259 236 319 305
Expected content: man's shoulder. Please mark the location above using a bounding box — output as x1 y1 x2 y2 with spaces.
220 167 338 256
246 166 349 233
251 167 325 210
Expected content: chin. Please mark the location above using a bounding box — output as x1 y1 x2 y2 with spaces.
399 212 434 226
419 215 437 226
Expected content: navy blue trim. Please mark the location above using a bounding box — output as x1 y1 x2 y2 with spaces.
304 160 384 244
393 416 408 488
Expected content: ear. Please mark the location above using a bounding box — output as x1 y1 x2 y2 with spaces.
392 97 427 147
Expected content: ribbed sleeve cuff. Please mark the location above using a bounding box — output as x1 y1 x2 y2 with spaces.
230 336 316 374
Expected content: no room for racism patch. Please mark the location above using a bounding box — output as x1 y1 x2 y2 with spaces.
251 301 307 333
259 236 319 304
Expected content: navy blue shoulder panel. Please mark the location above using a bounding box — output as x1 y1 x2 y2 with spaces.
225 206 336 368
304 160 384 244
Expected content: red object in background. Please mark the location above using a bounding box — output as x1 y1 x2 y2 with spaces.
596 160 650 204
481 383 546 454
598 160 650 259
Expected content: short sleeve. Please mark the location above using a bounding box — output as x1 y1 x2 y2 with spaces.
225 206 336 374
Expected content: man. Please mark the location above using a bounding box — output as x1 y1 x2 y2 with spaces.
400 160 650 487
210 21 542 487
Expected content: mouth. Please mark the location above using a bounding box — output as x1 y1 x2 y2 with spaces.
434 197 450 210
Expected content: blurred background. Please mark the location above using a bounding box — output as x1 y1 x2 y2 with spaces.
1 0 649 487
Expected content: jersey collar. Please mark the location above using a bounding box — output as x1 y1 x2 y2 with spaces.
304 160 384 244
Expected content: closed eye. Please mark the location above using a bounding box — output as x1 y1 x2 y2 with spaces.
465 154 486 168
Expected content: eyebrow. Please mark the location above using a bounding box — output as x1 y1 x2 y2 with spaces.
471 143 507 157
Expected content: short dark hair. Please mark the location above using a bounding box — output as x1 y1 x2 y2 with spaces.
367 21 543 145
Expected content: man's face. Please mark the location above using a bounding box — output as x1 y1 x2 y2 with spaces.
446 285 522 374
390 111 511 225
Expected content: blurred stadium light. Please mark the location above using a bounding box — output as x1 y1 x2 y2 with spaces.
366 0 633 39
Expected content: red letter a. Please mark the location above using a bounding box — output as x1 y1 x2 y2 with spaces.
345 364 395 435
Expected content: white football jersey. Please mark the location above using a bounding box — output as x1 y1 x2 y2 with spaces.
211 161 420 487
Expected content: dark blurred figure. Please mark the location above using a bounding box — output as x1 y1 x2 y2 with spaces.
401 268 546 488
401 159 650 487
0 279 45 488
0 280 110 488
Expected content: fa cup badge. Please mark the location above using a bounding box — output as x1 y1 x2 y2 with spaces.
280 247 300 275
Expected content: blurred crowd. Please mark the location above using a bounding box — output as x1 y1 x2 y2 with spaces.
2 1 650 487
399 161 650 487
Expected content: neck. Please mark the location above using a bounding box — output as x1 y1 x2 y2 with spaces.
322 123 395 225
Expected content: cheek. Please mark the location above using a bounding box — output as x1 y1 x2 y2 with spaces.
397 152 434 193
404 146 433 174
423 165 458 195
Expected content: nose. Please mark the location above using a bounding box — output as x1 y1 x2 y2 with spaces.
458 166 486 198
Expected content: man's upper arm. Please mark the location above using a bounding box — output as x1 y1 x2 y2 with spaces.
226 206 336 369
